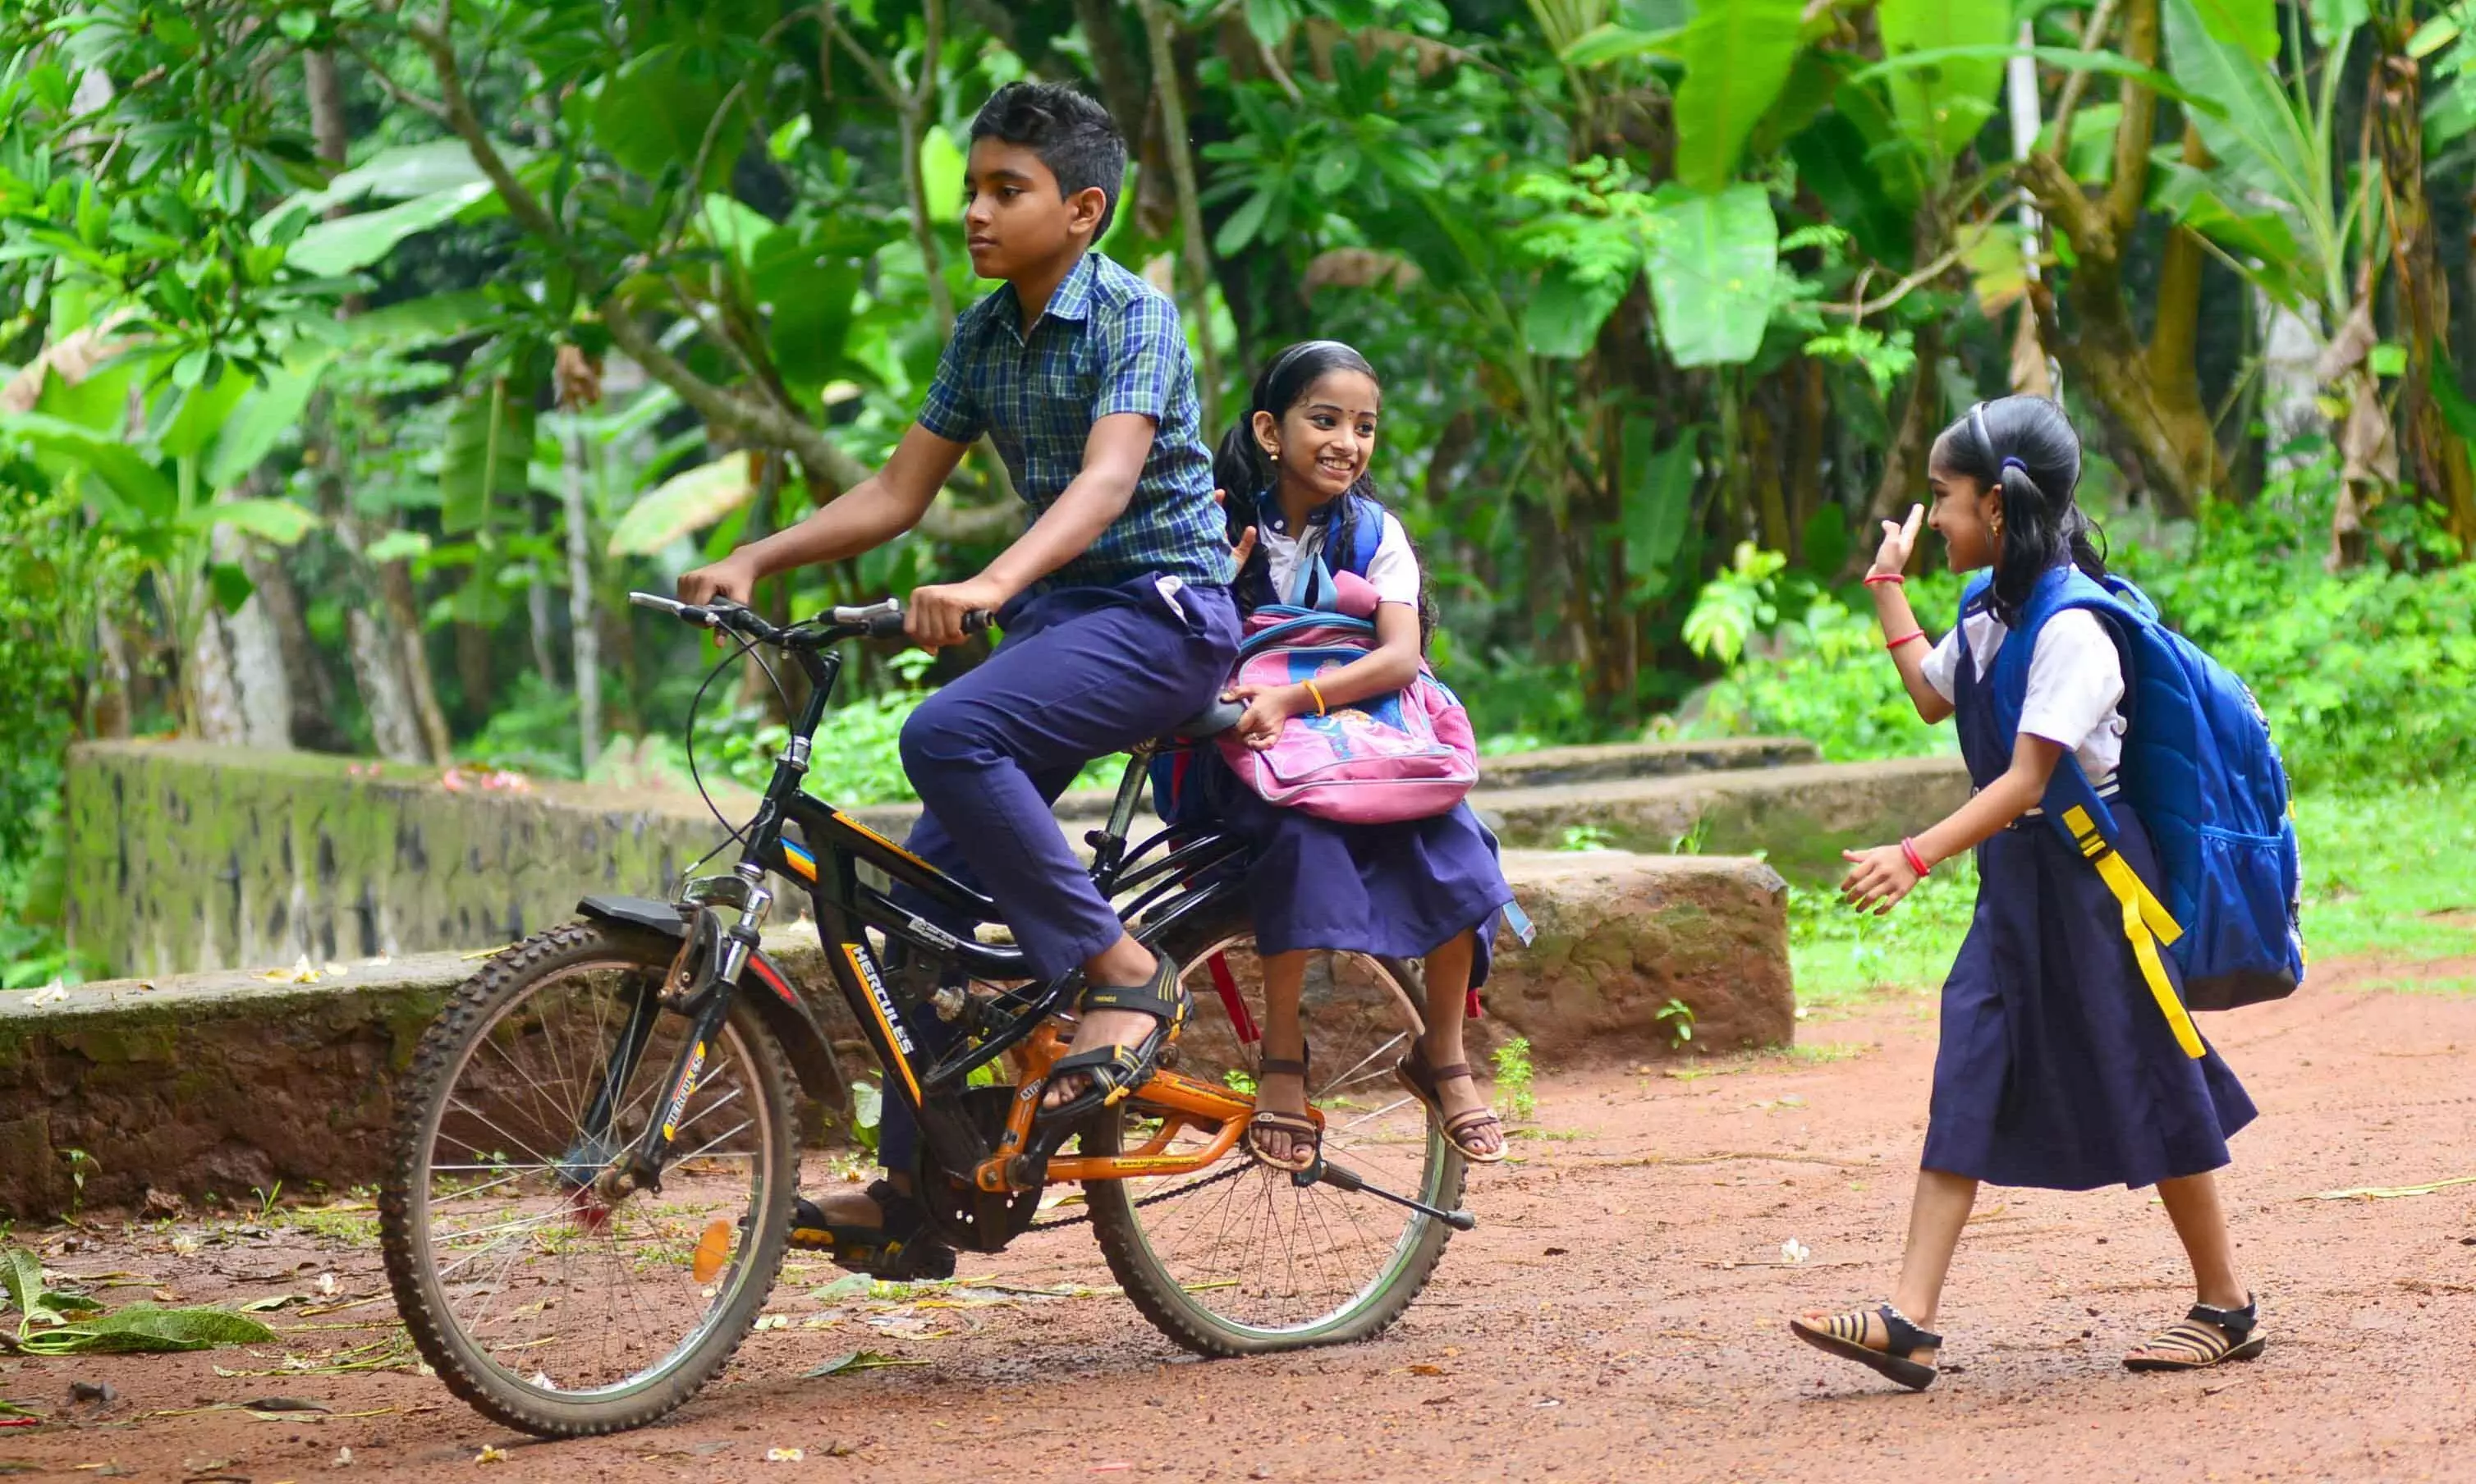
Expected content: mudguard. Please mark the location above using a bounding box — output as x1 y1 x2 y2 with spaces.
575 895 847 1111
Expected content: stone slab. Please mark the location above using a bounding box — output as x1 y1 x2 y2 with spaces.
1473 755 1971 880
2 851 1787 1218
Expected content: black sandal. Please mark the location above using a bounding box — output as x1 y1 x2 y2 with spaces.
1245 1044 1318 1174
1038 955 1190 1126
2125 1295 2265 1372
787 1179 956 1280
1789 1303 1942 1390
1393 1042 1506 1164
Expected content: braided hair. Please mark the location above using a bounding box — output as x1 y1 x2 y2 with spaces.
1933 395 2108 625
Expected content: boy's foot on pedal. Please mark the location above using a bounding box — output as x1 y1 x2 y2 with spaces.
1041 941 1188 1114
786 1179 955 1280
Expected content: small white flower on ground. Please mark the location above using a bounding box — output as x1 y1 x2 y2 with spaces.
1781 1238 1812 1265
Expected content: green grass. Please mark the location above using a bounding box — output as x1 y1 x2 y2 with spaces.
1786 781 2476 1006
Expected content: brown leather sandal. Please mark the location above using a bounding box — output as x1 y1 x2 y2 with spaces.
1394 1042 1507 1164
1245 1045 1318 1174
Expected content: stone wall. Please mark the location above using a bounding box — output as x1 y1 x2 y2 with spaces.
2 850 1787 1217
65 741 736 978
63 739 1882 979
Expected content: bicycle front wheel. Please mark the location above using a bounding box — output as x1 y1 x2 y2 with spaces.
378 921 797 1437
1084 906 1464 1355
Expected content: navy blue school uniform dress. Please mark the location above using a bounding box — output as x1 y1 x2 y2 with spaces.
1196 494 1515 988
1924 616 2256 1192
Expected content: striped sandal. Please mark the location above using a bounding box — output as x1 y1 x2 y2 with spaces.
1245 1045 1318 1174
1393 1042 1506 1164
1788 1303 1942 1391
2124 1296 2265 1372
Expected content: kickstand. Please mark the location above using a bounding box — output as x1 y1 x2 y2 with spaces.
1300 1156 1477 1231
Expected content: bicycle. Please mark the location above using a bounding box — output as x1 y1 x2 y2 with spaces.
377 592 1474 1438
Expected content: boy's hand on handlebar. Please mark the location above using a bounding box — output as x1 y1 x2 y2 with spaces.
1869 503 1925 579
1226 682 1300 751
677 555 759 645
907 576 1006 648
1839 844 1920 915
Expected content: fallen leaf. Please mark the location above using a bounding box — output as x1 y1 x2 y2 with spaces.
1406 1363 1446 1376
805 1350 926 1377
244 1396 331 1413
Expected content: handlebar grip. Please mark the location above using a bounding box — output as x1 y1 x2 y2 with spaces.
857 607 993 639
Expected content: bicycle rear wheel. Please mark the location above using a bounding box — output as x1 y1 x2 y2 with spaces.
378 921 796 1437
1084 906 1464 1354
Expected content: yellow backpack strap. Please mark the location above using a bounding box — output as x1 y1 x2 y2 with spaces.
2061 805 2203 1059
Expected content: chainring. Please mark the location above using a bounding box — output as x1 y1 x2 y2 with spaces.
910 1084 1042 1254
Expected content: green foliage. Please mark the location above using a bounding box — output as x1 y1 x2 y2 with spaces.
1488 1035 1535 1123
0 1248 277 1354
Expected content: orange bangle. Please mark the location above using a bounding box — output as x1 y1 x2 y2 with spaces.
1885 630 1928 651
1304 680 1327 717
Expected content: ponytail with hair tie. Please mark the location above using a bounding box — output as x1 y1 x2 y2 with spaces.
1946 397 2107 625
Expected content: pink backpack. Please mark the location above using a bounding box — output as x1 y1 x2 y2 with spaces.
1215 603 1480 825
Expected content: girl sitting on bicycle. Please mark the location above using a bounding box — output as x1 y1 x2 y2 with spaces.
1200 341 1517 1169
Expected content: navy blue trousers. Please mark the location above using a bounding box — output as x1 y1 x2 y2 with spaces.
877 574 1238 1174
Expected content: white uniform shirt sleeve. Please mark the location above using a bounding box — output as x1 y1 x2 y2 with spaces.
1919 627 1964 703
1362 511 1423 607
2018 609 2127 756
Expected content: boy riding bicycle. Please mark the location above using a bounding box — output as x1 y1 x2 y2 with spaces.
677 82 1238 1277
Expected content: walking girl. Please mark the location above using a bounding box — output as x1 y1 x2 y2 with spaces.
1791 396 2263 1390
1202 340 1517 1169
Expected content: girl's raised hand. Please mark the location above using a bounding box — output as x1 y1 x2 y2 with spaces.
1840 844 1921 915
1870 502 1925 579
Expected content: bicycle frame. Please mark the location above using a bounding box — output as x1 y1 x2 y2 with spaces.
599 599 1278 1209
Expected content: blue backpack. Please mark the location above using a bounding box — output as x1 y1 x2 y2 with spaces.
1973 566 2305 1027
1150 495 1385 826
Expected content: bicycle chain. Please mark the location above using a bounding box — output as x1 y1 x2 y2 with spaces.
1025 1157 1254 1232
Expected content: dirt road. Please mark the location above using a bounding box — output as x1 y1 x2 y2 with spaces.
5 958 2471 1482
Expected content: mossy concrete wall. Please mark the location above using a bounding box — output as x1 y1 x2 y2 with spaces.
62 738 1875 978
5 850 1789 1218
65 741 738 978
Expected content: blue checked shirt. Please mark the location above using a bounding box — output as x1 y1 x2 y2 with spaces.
917 251 1232 590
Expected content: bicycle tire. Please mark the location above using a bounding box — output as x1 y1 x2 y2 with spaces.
1084 903 1465 1357
377 920 798 1437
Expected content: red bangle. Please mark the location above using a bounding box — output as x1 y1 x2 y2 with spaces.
1900 837 1932 877
1864 573 1905 586
1885 630 1927 651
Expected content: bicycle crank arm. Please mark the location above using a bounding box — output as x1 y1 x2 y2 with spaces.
1300 1157 1477 1232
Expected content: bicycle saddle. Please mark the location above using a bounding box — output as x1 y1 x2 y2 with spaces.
1168 698 1245 740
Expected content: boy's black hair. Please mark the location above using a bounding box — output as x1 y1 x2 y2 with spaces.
1933 394 2107 625
969 82 1126 241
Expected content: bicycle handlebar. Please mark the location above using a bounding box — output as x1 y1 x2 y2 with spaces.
628 592 991 645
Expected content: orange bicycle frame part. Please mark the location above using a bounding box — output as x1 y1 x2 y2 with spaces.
971 1024 1314 1193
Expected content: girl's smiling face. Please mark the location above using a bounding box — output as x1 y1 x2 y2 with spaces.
1926 433 2003 571
1255 369 1381 503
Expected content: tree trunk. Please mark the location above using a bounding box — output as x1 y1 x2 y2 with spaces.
563 421 603 777
89 612 132 740
213 527 294 750
308 48 447 757
525 494 559 688
236 542 349 750
1137 0 1225 430
2373 11 2476 558
347 607 429 762
2256 291 2324 482
186 593 246 747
